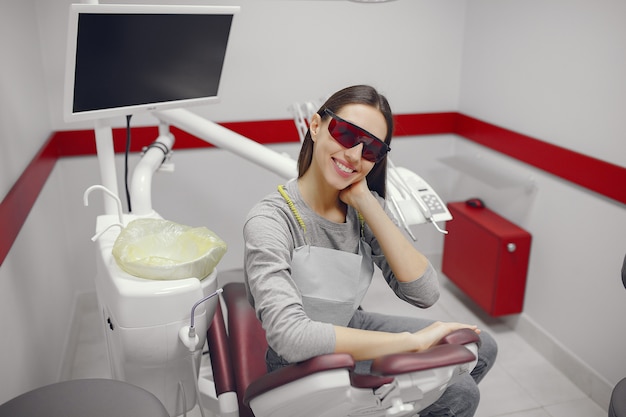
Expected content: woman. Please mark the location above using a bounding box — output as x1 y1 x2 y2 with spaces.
243 85 497 417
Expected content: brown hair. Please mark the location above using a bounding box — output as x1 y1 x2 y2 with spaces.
296 85 394 198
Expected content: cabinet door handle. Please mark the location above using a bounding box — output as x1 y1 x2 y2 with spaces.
507 243 517 253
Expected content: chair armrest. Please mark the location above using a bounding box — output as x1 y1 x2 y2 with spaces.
437 328 481 348
371 328 480 377
350 372 395 389
243 353 355 406
370 344 476 376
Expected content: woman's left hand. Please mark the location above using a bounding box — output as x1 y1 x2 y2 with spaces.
340 176 431 283
339 178 373 211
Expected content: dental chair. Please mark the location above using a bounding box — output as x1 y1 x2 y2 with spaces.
206 277 481 417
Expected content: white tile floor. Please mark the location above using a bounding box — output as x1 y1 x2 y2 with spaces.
361 267 607 417
70 260 608 417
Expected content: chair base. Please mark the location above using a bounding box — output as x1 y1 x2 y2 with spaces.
0 378 169 417
609 378 626 417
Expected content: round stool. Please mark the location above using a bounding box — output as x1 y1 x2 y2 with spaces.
0 378 169 417
610 378 626 417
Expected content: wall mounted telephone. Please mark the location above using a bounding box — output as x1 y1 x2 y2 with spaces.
386 161 452 238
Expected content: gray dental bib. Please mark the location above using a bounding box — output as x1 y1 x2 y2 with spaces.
290 239 374 326
277 184 375 326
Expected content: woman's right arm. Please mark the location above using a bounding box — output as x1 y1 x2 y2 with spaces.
334 322 480 362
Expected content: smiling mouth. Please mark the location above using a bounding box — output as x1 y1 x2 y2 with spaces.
334 158 355 174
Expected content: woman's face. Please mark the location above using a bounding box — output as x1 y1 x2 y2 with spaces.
310 104 388 191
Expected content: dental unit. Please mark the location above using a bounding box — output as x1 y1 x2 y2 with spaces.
83 104 300 416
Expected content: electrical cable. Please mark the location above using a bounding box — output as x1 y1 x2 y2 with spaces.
178 380 187 417
191 350 207 417
124 115 132 213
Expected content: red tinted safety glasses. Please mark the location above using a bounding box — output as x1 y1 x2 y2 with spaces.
324 109 390 163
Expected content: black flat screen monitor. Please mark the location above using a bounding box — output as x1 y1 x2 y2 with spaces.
64 4 239 122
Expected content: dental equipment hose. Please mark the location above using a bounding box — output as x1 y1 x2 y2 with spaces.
191 350 206 417
184 288 222 417
188 288 223 339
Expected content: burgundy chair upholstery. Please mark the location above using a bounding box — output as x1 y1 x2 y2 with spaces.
207 281 480 417
371 329 479 376
206 302 236 397
216 282 268 417
209 283 379 415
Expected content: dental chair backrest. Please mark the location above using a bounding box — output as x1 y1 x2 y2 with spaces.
207 281 480 417
208 282 267 417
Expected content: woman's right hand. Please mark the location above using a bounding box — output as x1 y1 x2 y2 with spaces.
411 321 480 351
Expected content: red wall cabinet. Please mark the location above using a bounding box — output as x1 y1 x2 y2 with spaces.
442 202 532 316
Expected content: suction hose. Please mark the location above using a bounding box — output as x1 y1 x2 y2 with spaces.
178 288 223 417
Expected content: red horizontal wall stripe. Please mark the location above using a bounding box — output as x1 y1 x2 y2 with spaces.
1 112 625 266
52 126 163 156
394 112 458 136
51 119 302 155
218 119 299 145
0 136 58 265
454 114 626 205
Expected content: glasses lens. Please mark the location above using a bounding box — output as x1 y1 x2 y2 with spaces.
327 114 388 163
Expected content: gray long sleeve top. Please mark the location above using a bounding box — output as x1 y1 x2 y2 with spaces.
243 179 440 363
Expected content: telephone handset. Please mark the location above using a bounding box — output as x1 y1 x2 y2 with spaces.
386 161 452 238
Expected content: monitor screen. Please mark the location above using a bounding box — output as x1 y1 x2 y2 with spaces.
64 4 238 122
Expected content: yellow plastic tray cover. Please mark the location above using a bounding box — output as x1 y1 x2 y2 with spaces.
112 218 227 280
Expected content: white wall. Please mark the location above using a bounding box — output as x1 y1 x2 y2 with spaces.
41 0 466 130
458 0 626 404
460 0 626 168
0 0 51 201
0 0 69 403
1 0 625 410
0 163 87 400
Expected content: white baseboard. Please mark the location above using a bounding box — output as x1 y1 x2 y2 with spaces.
502 313 612 411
